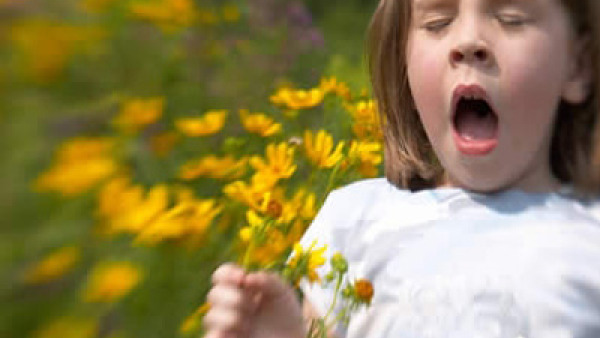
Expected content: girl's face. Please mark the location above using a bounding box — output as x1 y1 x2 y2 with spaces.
407 0 588 192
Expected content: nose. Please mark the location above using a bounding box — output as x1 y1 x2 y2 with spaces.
450 44 490 64
449 19 493 67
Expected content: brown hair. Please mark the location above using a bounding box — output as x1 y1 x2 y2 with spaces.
368 0 600 196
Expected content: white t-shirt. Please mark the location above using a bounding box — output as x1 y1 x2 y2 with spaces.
299 178 600 338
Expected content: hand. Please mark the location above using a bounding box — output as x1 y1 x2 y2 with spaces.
203 263 306 338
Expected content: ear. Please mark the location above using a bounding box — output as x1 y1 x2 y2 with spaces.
562 36 592 104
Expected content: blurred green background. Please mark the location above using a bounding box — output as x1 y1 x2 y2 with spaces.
0 0 378 337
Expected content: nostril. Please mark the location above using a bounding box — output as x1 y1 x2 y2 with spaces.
474 49 488 61
451 50 464 63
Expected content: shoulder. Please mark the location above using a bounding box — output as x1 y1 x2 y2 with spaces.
583 196 600 223
316 178 410 226
301 178 410 244
325 178 408 209
328 177 403 199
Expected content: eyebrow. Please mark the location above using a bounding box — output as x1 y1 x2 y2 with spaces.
412 0 454 11
413 0 531 10
412 0 455 16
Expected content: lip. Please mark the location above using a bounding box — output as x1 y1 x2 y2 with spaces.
452 133 498 155
451 84 499 156
451 84 494 115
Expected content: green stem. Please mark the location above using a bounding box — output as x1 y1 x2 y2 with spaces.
324 273 343 322
242 239 255 270
320 161 342 205
242 219 272 270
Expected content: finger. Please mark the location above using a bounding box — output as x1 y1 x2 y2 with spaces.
243 271 291 300
203 307 250 335
206 284 258 313
212 263 246 286
203 331 239 338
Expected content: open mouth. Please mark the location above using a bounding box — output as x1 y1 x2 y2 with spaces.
452 85 499 155
454 97 498 140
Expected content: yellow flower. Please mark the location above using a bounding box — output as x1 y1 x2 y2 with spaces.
97 176 142 226
239 109 282 137
55 136 114 161
23 246 80 284
357 162 379 178
289 189 317 221
239 209 260 243
221 4 241 22
32 316 97 338
250 170 281 192
347 141 382 165
303 130 345 168
10 19 105 83
130 0 197 31
104 184 169 234
249 189 311 226
35 157 118 196
240 210 292 267
249 142 296 180
224 181 261 209
224 177 279 214
34 137 118 196
247 230 290 268
83 262 142 303
320 76 351 101
176 110 227 137
347 99 382 141
257 192 284 219
270 87 324 110
286 241 327 285
243 209 264 231
135 196 223 245
179 155 247 180
234 188 306 226
346 140 382 177
114 97 164 133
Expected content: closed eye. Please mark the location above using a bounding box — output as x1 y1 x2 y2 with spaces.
422 17 453 32
494 5 533 27
496 14 528 26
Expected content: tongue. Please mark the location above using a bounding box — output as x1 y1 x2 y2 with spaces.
455 110 497 140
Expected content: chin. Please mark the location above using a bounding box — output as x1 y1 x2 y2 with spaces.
447 173 513 193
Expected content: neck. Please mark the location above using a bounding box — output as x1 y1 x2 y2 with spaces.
439 171 562 194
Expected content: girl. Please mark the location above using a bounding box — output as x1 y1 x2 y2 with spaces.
204 0 600 337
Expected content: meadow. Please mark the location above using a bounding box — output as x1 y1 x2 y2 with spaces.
0 0 379 336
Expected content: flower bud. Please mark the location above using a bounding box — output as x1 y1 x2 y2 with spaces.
330 252 348 273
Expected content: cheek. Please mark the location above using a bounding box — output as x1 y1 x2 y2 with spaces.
407 42 448 130
498 39 567 142
501 41 564 119
499 35 568 111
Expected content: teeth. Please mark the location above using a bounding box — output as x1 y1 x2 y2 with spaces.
463 94 482 100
